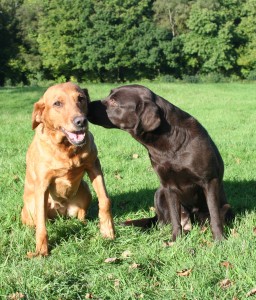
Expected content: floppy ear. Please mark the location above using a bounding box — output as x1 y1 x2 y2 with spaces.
32 98 45 129
140 101 161 132
82 88 90 106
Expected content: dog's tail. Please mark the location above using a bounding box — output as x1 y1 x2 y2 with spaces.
222 204 235 223
121 215 158 228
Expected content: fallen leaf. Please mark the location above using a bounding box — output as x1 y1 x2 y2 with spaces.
104 257 118 263
135 294 144 299
85 293 93 299
153 282 161 287
114 173 122 180
114 279 120 288
220 261 233 269
200 226 208 233
163 241 175 247
235 157 241 164
129 262 140 270
247 288 256 297
13 175 20 182
188 248 196 256
200 239 213 247
132 153 139 159
177 268 192 277
219 278 232 289
8 293 25 300
253 227 256 236
121 250 132 258
231 228 239 237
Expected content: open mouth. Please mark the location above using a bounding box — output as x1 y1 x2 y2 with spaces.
61 128 86 146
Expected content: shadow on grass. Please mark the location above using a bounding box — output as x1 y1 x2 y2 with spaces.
224 180 256 213
48 179 255 251
88 179 256 219
48 220 89 250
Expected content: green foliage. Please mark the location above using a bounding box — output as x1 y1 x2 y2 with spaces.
0 0 256 84
236 0 256 77
153 0 193 36
0 0 23 85
37 0 93 80
181 0 244 76
15 0 43 84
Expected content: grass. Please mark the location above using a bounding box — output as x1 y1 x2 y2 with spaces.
0 82 256 299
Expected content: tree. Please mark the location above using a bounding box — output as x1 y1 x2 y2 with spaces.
153 0 194 36
77 0 172 81
36 0 173 82
37 0 93 81
181 0 245 76
15 0 43 83
237 0 256 77
0 0 22 85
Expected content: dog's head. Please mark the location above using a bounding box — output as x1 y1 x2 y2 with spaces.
88 85 161 134
32 82 90 146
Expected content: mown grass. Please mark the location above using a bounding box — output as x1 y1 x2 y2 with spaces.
0 82 255 299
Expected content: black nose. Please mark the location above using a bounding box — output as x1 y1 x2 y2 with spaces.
73 116 87 128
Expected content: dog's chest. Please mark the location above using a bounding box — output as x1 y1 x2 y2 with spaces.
49 156 88 199
50 177 81 199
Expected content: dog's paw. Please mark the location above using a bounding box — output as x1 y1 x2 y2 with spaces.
26 250 49 258
100 219 115 239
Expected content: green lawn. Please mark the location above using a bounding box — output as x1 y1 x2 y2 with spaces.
0 82 255 299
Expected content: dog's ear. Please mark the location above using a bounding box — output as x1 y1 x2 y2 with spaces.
82 88 90 106
140 101 161 132
32 98 45 130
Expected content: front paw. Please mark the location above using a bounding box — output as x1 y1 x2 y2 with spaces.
26 248 49 258
30 234 49 257
100 218 115 239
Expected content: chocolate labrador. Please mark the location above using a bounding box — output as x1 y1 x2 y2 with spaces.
88 84 232 241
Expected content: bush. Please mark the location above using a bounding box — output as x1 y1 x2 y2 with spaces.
182 74 200 83
199 72 227 83
159 75 177 83
246 69 256 81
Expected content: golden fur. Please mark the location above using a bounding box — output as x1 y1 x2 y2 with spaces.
22 82 114 256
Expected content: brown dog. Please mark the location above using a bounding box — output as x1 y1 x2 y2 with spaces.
88 85 233 241
22 82 114 256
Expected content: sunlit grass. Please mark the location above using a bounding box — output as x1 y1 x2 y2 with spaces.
0 82 255 299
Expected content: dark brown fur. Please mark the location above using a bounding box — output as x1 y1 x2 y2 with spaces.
88 84 233 241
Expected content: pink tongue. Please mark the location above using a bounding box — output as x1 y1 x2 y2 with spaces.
67 131 85 142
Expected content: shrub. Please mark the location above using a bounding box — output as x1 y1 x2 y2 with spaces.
246 69 256 81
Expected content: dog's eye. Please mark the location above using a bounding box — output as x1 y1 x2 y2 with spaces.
53 101 62 107
77 96 85 103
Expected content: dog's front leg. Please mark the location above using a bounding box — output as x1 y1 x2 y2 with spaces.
28 188 49 257
87 158 115 239
164 188 182 241
204 179 224 241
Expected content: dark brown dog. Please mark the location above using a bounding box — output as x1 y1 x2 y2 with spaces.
88 84 232 241
22 82 114 256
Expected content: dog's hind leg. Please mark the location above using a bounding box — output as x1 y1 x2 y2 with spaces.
67 180 92 221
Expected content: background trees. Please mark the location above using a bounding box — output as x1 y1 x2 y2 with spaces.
0 0 255 85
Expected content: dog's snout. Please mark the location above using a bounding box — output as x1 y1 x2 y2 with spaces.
73 116 87 128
